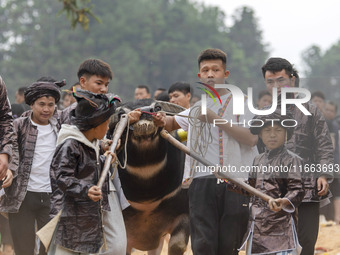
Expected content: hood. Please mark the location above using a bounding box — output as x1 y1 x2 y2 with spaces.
57 124 100 160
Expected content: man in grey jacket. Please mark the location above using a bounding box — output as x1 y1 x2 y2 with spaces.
261 57 334 255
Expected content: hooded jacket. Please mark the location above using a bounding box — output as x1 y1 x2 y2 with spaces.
50 124 110 253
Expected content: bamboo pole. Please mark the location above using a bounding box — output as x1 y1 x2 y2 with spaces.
97 114 128 189
160 129 273 202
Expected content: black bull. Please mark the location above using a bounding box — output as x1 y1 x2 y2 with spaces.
108 99 190 255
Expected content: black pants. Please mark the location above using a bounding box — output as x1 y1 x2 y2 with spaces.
188 177 249 255
9 191 50 255
298 202 320 255
0 214 13 245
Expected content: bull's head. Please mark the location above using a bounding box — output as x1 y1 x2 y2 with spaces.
108 99 166 169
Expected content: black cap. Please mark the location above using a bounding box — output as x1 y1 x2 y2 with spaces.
70 88 121 131
25 80 66 105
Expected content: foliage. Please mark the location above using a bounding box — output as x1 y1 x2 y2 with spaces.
0 0 268 103
302 42 340 103
228 6 269 93
59 0 99 29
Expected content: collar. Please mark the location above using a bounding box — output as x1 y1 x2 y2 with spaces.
265 145 286 159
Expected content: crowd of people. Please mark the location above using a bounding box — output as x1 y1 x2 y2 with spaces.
0 48 338 255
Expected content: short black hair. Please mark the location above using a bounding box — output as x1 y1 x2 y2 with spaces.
261 58 295 78
156 91 169 102
17 87 27 96
137 85 150 93
168 82 192 96
77 59 113 80
311 91 325 101
198 49 227 69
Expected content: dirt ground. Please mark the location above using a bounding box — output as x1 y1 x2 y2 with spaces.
132 224 340 255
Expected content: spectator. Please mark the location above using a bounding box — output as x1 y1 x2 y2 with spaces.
0 80 65 255
311 91 326 111
155 91 170 102
168 82 192 109
256 90 272 109
324 101 340 224
14 87 30 115
153 88 166 99
261 57 334 255
134 85 151 100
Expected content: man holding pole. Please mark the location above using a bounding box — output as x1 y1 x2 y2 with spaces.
49 89 122 254
155 48 258 255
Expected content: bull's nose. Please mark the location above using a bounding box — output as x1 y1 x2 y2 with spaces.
133 120 157 138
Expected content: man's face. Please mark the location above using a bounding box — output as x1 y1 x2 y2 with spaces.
15 92 25 104
259 123 286 150
323 103 337 120
80 75 110 94
169 90 191 109
198 59 229 87
311 96 325 112
135 88 150 100
30 96 55 125
264 69 295 95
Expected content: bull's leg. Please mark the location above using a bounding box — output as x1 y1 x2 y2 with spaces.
168 215 190 255
147 235 165 255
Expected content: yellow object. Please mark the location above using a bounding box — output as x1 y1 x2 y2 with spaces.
177 129 188 142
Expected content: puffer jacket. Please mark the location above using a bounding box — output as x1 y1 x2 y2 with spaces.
0 77 13 160
50 124 110 253
246 145 305 254
0 113 59 213
286 101 334 202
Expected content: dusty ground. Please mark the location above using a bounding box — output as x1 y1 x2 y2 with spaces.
314 224 340 254
132 224 340 255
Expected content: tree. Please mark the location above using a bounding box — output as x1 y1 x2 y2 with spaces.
0 0 269 103
302 41 340 103
59 0 98 29
228 6 269 93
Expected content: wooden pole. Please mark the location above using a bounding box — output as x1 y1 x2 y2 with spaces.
160 129 273 202
97 114 128 189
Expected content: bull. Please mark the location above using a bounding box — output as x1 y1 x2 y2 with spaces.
108 99 190 255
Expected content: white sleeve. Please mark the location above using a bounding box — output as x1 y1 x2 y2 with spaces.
174 108 190 131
